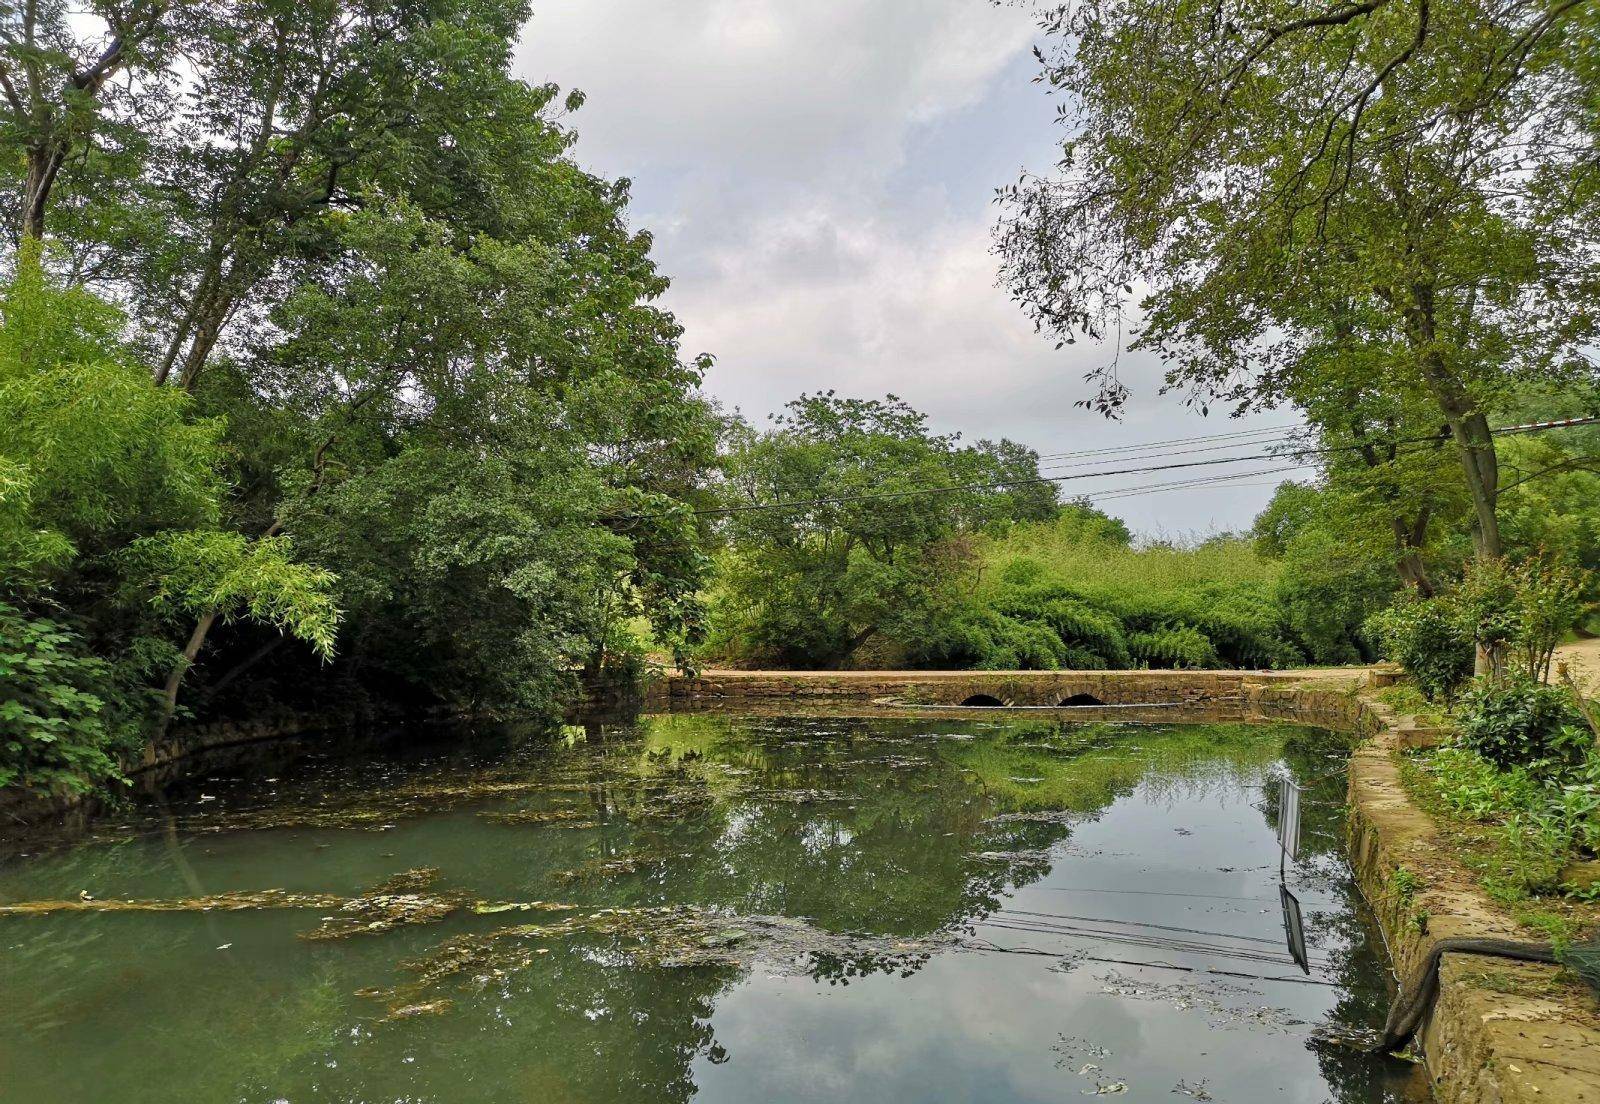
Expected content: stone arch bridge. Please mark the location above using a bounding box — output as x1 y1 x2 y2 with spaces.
656 668 1365 711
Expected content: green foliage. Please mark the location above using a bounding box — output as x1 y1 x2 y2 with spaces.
707 393 1057 668
1365 602 1475 702
902 527 1300 672
1126 625 1218 670
0 5 719 784
0 252 224 587
1456 677 1593 776
1416 747 1551 822
1407 744 1600 901
1366 552 1584 698
127 531 341 660
1453 555 1585 683
1000 0 1600 574
1253 479 1410 665
0 602 134 795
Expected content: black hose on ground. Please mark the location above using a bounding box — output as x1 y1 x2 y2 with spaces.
1373 938 1559 1053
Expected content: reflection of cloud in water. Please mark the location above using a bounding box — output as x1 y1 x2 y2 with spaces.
0 713 1412 1104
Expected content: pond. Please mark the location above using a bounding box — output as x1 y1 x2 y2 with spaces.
0 713 1428 1103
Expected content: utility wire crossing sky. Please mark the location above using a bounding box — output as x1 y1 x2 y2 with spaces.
613 417 1600 522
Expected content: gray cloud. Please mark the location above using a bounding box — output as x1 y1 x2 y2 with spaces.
515 1 1304 535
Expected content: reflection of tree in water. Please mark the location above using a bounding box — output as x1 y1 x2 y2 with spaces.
2 713 1415 1104
595 714 1114 935
582 716 1321 940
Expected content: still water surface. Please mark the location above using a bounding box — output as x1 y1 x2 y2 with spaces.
0 713 1427 1103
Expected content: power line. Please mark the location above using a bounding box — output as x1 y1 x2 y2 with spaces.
1030 419 1305 457
1087 465 1311 502
618 415 1600 522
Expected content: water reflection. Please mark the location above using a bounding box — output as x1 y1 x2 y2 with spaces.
0 714 1427 1103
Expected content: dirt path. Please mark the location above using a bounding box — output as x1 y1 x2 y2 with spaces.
1556 637 1600 693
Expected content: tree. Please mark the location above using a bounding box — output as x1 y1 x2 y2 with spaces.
0 0 173 242
998 0 1600 578
1253 480 1406 663
710 393 1058 668
135 0 540 390
179 181 716 715
0 246 339 790
0 1 720 786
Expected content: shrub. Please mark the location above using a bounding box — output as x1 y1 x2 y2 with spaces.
1453 554 1584 682
0 602 134 795
1455 676 1593 776
994 587 1131 667
1365 600 1474 701
1127 625 1219 669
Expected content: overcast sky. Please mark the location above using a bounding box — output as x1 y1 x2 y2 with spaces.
515 1 1305 536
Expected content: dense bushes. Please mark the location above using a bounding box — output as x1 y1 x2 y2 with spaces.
899 525 1305 672
706 394 1060 669
0 603 138 795
1365 601 1476 701
0 10 724 802
1456 677 1594 775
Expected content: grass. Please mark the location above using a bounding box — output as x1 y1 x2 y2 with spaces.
1399 745 1600 940
1375 682 1452 727
972 523 1280 603
1388 866 1429 932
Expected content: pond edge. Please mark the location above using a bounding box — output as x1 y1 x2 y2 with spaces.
663 668 1600 1104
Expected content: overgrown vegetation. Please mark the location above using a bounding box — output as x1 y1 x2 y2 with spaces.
703 487 1334 672
1403 675 1600 909
703 393 1056 669
0 3 714 796
914 520 1303 670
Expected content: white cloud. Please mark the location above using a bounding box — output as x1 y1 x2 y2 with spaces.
518 0 1035 180
514 1 1301 533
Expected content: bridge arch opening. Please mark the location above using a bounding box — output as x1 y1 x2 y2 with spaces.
1059 693 1104 707
959 694 1005 707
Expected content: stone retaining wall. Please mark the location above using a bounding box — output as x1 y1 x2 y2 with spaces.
0 711 372 830
654 668 1285 706
1343 696 1600 1103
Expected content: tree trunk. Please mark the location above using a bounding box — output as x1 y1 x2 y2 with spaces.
1391 511 1435 597
22 142 66 241
1450 408 1502 561
829 624 877 669
1416 357 1501 675
158 610 218 735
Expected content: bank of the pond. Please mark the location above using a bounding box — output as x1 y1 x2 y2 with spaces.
0 675 645 831
1344 694 1600 1104
660 668 1600 1104
0 710 366 830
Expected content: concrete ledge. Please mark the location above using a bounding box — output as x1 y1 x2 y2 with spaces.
1344 694 1600 1104
653 667 1362 708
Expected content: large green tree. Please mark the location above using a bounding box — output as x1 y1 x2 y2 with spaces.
0 1 719 788
998 0 1600 572
710 393 1058 668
